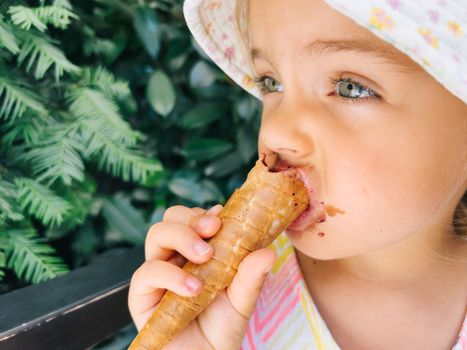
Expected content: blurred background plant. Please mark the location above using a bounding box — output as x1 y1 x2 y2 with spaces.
0 0 261 347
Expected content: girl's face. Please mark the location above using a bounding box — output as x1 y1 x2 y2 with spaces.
250 0 467 259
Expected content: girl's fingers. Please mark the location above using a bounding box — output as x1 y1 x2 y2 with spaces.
131 204 224 331
145 205 223 262
162 205 223 227
128 259 202 330
145 221 216 262
167 251 187 267
191 207 206 215
226 248 276 319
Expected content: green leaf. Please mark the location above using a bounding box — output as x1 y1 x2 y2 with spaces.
17 31 80 80
168 177 222 205
204 151 244 178
0 73 47 120
0 177 24 224
180 102 228 129
23 136 86 186
166 37 191 71
5 227 69 284
77 116 164 184
15 178 72 227
79 66 132 100
180 138 233 161
191 82 234 99
9 4 78 32
146 70 176 116
49 181 95 233
1 112 49 145
83 30 126 64
9 6 47 32
189 61 217 88
101 194 148 245
0 17 19 54
234 96 259 122
237 125 258 163
69 87 141 146
34 5 78 30
134 6 161 58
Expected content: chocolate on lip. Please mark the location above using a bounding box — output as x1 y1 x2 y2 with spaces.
263 155 327 230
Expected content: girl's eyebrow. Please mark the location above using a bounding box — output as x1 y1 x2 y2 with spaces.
251 38 420 74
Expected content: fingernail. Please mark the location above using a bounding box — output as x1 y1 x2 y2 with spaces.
199 215 216 227
185 277 201 292
206 204 222 215
193 241 212 255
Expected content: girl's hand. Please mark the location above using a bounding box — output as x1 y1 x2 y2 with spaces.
128 204 276 350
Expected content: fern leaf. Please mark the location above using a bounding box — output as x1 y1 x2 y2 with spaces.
46 181 94 234
9 6 47 32
0 177 24 225
82 26 126 64
80 66 131 100
0 112 50 145
84 36 122 61
97 149 163 184
0 73 47 120
22 136 86 186
17 31 80 80
53 0 73 10
69 87 141 146
79 118 163 183
34 5 78 30
0 231 6 281
15 178 72 227
5 227 69 284
8 2 78 32
0 16 19 54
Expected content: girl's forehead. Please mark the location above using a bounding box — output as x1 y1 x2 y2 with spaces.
248 0 420 74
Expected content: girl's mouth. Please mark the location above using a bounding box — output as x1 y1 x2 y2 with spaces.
265 155 326 231
288 167 326 231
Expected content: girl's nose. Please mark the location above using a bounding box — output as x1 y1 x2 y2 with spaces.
258 103 315 163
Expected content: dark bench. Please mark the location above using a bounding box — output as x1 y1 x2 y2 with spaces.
0 246 144 350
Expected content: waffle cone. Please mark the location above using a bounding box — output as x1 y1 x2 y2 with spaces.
129 159 309 349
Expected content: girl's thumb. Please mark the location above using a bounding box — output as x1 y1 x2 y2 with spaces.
226 248 276 319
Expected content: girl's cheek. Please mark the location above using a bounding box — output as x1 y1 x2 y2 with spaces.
326 145 413 226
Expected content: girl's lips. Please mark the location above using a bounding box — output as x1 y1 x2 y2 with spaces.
265 155 326 231
288 168 326 231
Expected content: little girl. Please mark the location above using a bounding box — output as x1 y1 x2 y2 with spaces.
128 0 467 348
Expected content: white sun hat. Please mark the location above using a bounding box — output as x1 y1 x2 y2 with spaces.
183 0 467 104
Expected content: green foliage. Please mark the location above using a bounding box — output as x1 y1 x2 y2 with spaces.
0 0 167 286
5 227 68 284
0 71 47 119
17 30 80 80
9 2 77 31
16 177 72 226
0 3 261 338
1 0 263 347
146 70 176 116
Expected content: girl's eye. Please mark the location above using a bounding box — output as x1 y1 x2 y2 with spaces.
253 76 283 93
329 77 380 104
253 74 381 105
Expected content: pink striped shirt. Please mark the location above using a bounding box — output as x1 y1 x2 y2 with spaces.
241 232 467 349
